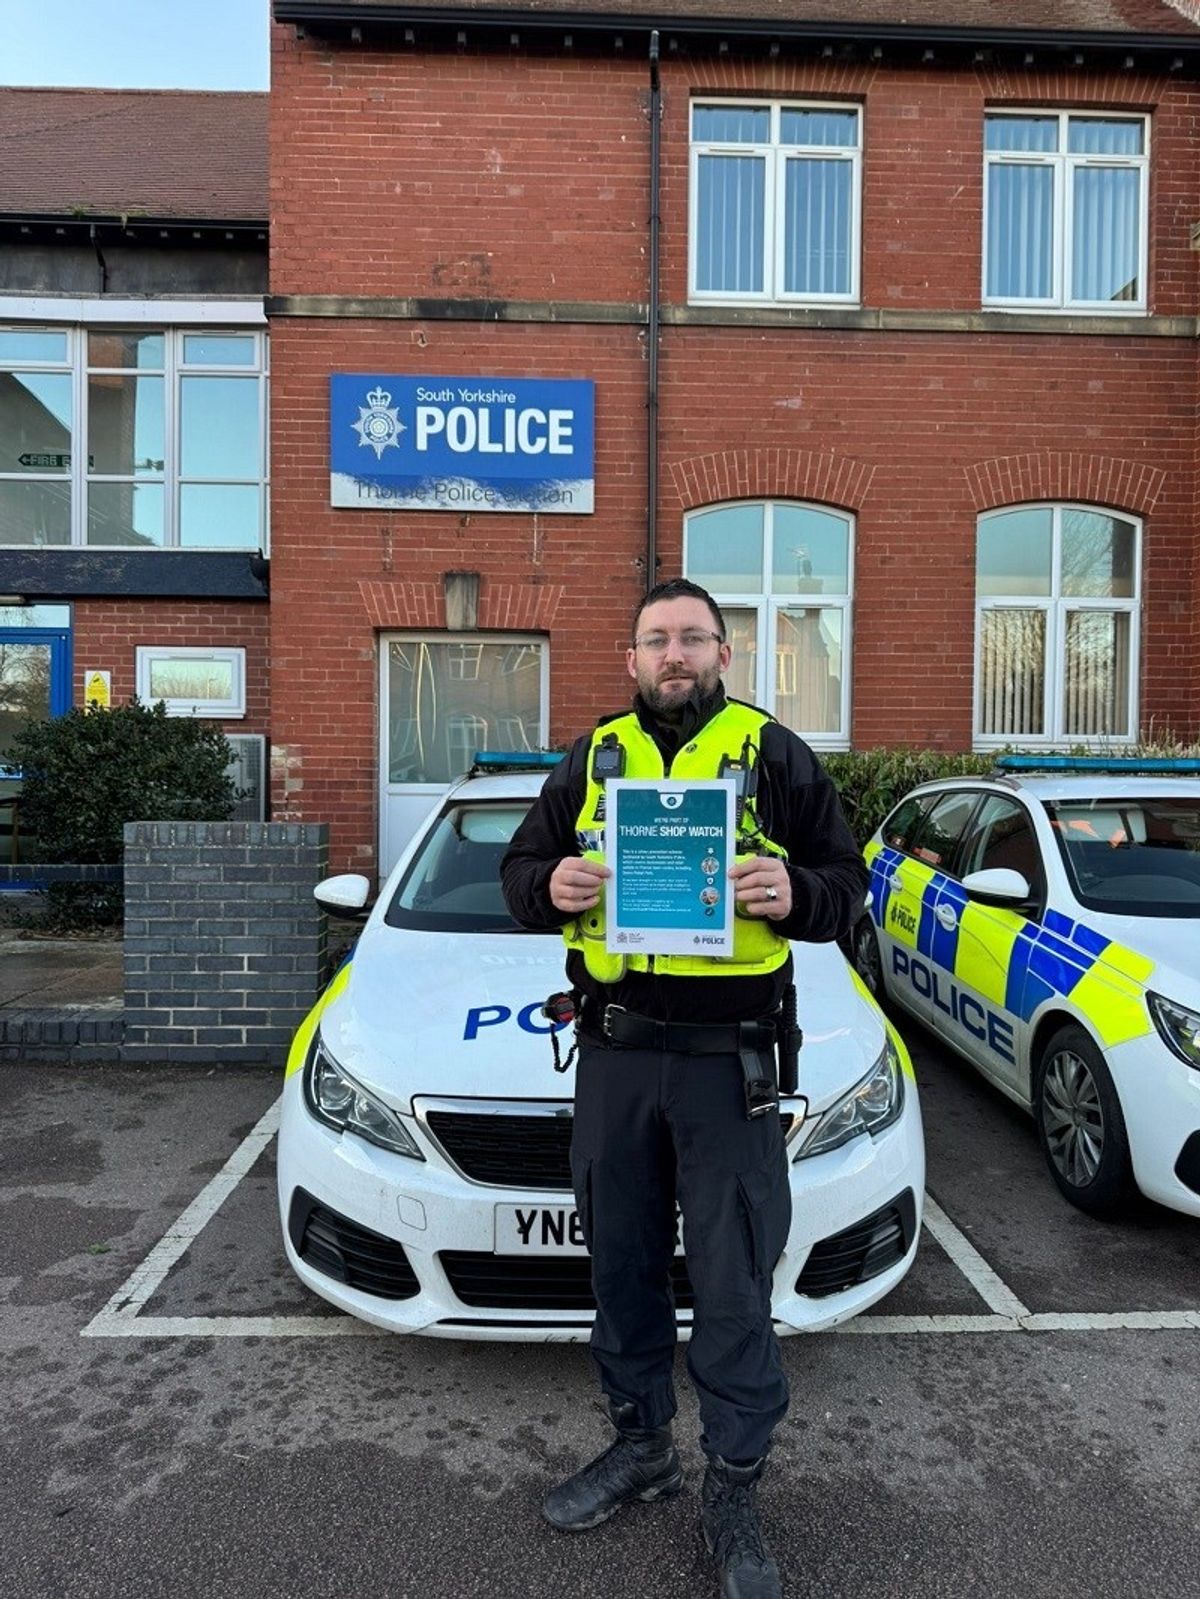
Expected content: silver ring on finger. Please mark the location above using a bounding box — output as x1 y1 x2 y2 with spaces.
764 885 778 902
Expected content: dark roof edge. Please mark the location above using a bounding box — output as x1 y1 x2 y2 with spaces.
0 212 268 233
273 2 1200 54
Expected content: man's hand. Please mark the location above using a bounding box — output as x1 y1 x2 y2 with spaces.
729 856 792 920
549 857 611 915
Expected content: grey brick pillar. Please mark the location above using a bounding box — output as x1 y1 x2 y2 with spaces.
122 821 330 1065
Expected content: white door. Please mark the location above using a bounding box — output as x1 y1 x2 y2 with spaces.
378 634 549 877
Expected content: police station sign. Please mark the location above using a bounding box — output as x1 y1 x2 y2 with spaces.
330 373 594 514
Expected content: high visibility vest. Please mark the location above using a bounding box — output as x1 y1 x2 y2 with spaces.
563 701 791 982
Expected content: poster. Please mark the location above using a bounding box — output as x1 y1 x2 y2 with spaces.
605 779 736 957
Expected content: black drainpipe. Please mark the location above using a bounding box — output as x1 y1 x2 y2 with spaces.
90 222 109 294
645 28 661 594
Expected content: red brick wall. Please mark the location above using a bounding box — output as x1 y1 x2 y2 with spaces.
269 25 1200 871
71 599 270 734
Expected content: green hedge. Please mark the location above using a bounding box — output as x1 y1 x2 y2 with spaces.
12 700 237 928
821 740 1200 848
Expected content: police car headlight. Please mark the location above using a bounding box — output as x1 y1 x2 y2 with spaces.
794 1038 904 1160
303 1034 424 1159
1147 992 1200 1073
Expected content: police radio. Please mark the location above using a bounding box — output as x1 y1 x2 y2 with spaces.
718 735 758 827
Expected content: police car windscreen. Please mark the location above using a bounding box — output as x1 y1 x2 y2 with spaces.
385 802 531 932
1046 798 1200 917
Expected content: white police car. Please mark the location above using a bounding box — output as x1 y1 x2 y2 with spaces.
277 755 925 1339
852 757 1200 1220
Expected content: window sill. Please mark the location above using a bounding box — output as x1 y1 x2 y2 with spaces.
663 305 1188 337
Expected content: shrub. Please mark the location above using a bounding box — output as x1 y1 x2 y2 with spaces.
12 700 237 928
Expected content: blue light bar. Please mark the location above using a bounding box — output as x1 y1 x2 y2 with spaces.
472 750 565 770
996 755 1200 774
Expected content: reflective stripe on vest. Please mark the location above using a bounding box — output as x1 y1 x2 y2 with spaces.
564 702 790 981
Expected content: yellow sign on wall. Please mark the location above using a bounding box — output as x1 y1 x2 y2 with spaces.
84 670 111 711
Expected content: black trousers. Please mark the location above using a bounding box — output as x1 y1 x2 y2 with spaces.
570 1036 792 1465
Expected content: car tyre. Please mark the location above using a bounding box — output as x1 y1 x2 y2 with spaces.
1034 1024 1137 1220
851 916 886 1003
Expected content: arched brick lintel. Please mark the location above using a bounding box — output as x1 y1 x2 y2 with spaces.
964 454 1166 518
668 450 876 514
358 579 566 632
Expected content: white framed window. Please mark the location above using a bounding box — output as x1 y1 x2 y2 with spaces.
974 505 1140 748
983 111 1149 312
136 646 247 719
683 500 853 748
689 101 861 306
0 323 269 549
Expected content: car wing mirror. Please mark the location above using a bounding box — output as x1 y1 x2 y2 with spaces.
314 872 374 920
961 867 1032 906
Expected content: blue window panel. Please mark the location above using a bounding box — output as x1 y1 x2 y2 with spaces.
783 158 852 295
1068 119 1142 156
985 116 1059 153
1072 165 1140 303
986 162 1053 299
693 106 769 144
779 109 858 148
695 154 765 293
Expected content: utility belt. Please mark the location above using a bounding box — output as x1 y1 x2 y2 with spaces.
542 987 803 1121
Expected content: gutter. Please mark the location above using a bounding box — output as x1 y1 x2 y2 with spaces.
273 3 1200 62
0 213 268 241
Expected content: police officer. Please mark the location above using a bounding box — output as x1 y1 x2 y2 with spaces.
500 578 868 1599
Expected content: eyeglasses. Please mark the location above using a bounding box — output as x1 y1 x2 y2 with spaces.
633 629 724 654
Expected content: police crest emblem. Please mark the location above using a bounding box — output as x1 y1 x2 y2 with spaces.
352 385 405 459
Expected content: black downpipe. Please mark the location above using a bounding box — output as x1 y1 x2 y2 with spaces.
89 222 109 294
645 29 661 595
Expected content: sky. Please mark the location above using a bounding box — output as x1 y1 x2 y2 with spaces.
1 0 270 91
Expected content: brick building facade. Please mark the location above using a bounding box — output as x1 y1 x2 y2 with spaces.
266 0 1200 875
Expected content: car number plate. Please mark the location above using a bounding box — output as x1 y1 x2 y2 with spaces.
495 1204 588 1255
494 1205 687 1256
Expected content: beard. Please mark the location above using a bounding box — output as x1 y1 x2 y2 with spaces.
636 658 722 721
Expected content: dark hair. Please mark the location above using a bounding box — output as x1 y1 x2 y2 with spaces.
632 578 726 644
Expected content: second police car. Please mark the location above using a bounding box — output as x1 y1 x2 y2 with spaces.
276 755 925 1338
852 756 1200 1220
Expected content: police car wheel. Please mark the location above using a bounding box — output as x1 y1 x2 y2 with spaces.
1034 1026 1136 1220
851 917 885 1001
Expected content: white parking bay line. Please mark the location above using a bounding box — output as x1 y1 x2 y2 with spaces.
81 1094 283 1337
919 1194 1032 1319
84 1313 383 1338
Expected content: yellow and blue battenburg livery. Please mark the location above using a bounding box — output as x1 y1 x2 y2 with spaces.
865 840 1153 1053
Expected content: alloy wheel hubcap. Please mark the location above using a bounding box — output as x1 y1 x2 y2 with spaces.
856 925 882 995
1042 1049 1105 1188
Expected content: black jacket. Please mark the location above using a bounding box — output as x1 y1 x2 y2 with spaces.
500 691 869 1026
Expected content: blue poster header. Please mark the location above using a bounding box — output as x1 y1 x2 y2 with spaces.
330 373 594 514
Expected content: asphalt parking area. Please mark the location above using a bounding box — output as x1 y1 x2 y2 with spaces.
67 1026 1200 1341
2 1037 1198 1599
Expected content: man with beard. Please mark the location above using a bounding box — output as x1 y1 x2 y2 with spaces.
500 577 867 1599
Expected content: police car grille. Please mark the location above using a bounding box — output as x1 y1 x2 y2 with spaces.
425 1109 794 1190
425 1109 575 1188
795 1188 917 1299
288 1188 420 1301
439 1252 696 1312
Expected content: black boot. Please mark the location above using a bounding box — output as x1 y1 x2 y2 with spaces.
542 1401 683 1532
701 1456 781 1599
